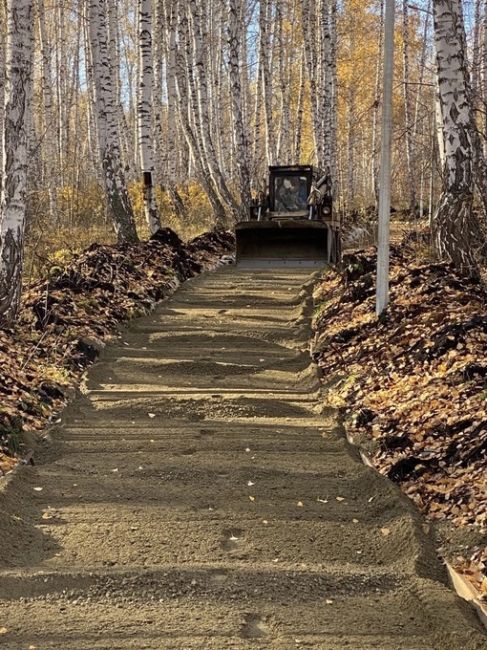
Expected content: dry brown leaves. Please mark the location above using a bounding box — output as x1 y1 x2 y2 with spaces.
0 229 234 474
313 244 486 580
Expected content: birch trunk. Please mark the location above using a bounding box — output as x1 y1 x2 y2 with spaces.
329 0 338 188
276 1 291 164
294 50 306 163
402 0 416 214
137 0 161 234
320 0 334 173
163 0 188 217
0 0 34 323
227 0 251 213
302 0 321 164
259 0 276 165
88 0 139 243
37 0 58 221
0 0 6 190
153 0 166 184
433 0 481 273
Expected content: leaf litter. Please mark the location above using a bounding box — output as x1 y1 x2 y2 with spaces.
312 242 486 594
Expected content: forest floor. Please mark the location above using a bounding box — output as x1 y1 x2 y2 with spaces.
312 239 487 605
0 266 485 648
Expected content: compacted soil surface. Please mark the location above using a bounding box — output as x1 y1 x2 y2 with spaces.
0 267 485 649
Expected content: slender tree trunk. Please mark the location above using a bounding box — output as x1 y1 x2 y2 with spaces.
0 0 6 193
37 0 58 221
302 0 321 165
162 0 187 217
137 0 161 234
472 0 482 104
483 0 487 155
320 0 334 174
329 0 338 189
259 0 276 165
0 0 34 323
402 0 416 214
153 0 165 184
294 50 306 163
227 0 251 214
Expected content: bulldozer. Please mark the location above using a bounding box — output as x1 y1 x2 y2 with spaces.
236 165 341 267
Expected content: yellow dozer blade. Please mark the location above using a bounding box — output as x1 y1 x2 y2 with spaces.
235 220 329 268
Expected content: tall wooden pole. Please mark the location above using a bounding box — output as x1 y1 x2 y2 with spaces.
376 0 395 316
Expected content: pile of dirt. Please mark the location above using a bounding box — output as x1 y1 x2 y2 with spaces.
312 245 486 589
0 229 234 473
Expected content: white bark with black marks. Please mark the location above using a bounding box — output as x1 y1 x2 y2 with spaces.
227 0 251 213
0 0 34 323
433 0 481 273
137 0 161 234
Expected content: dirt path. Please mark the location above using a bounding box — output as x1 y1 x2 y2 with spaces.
0 267 485 649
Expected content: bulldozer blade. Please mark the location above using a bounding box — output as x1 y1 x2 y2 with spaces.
235 220 329 268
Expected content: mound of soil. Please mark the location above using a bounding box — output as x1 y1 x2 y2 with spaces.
312 244 487 590
0 229 235 472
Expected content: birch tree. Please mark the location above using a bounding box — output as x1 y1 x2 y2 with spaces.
162 0 188 217
0 0 34 323
0 4 7 195
37 0 58 221
137 0 161 234
433 0 482 273
402 0 416 214
227 0 251 212
87 0 139 243
259 0 276 165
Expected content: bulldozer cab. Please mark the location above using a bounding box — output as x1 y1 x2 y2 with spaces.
236 165 340 268
271 167 311 215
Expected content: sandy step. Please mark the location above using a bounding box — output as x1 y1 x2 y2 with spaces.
0 570 481 648
10 514 425 571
